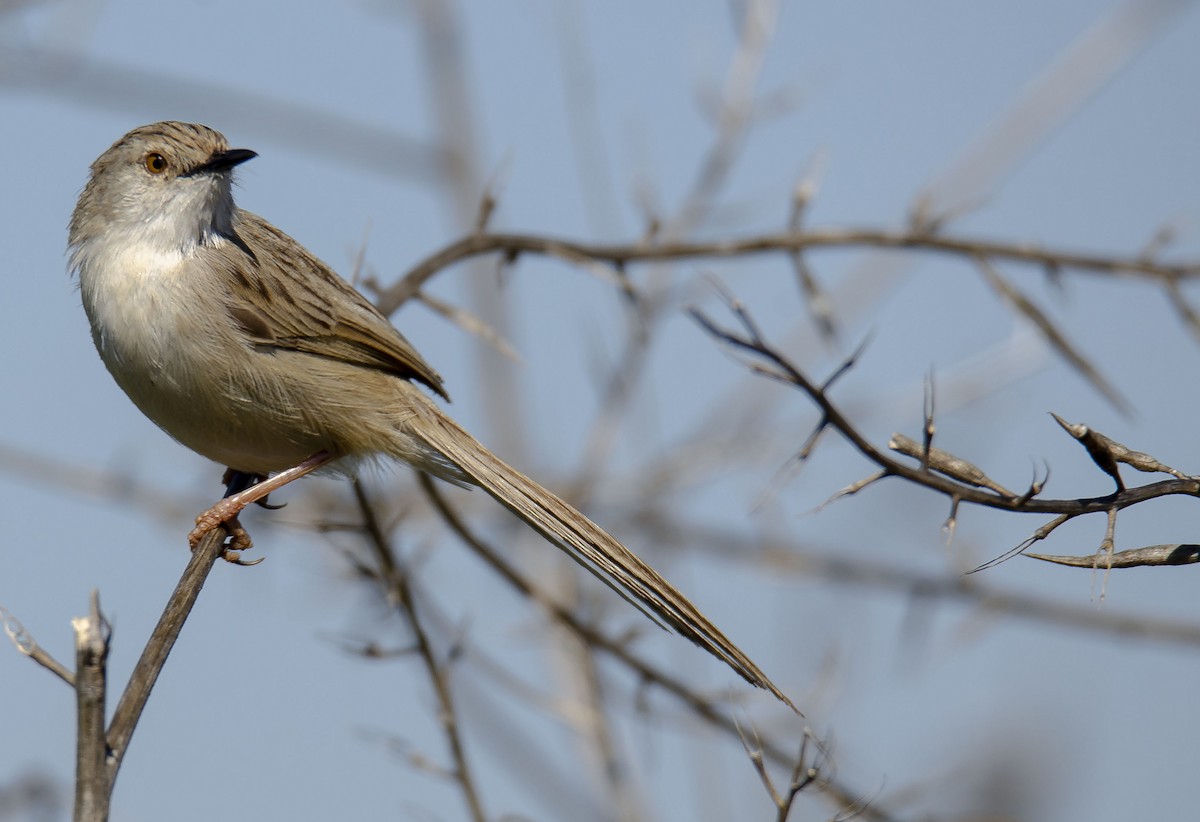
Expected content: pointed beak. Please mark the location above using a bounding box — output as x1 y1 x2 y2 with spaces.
184 148 258 177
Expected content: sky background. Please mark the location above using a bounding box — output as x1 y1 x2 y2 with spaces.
2 1 1200 820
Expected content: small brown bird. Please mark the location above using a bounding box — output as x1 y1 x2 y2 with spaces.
69 121 795 710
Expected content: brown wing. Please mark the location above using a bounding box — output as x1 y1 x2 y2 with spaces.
216 210 449 401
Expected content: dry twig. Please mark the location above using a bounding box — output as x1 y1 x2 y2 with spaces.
687 289 1200 573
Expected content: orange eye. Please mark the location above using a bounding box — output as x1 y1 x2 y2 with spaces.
144 153 167 174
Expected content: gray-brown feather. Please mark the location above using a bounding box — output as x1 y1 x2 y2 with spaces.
215 211 449 401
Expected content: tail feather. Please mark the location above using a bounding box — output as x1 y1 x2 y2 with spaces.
408 401 798 712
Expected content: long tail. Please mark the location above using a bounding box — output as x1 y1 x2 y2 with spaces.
405 397 798 712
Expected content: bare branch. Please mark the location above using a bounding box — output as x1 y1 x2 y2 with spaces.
412 289 521 363
73 591 110 822
1 606 74 687
691 294 1200 573
975 255 1131 415
105 527 230 784
372 227 1200 317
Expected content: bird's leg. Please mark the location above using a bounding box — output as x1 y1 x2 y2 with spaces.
221 468 288 510
222 468 261 495
211 470 260 563
190 451 335 562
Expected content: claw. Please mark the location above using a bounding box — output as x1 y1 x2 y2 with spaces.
221 550 265 567
189 511 263 567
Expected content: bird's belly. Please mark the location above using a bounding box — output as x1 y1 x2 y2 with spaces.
107 341 330 473
82 259 334 473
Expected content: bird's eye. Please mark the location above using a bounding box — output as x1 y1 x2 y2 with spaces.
144 153 168 174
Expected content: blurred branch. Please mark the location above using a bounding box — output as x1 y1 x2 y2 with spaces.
674 0 781 235
640 521 1200 649
349 479 487 822
0 47 442 182
415 474 901 822
974 255 1131 415
0 771 62 821
0 441 195 523
739 723 826 822
372 226 1199 316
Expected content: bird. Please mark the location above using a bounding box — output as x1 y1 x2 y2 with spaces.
68 121 795 711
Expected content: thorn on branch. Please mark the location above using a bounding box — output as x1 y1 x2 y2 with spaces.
1138 223 1178 263
1028 543 1200 569
887 434 1016 498
810 470 889 514
943 497 961 545
1014 462 1049 505
474 152 511 235
1043 259 1064 292
969 513 1075 573
613 259 638 307
907 194 941 235
1051 412 1189 488
922 372 936 472
473 190 497 235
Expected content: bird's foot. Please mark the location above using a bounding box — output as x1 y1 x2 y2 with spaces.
189 504 263 566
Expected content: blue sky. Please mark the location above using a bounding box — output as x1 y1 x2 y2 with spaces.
2 2 1199 820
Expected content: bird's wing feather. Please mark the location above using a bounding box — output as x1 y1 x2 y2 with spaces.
215 210 448 400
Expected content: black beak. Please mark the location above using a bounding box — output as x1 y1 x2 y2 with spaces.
184 148 258 177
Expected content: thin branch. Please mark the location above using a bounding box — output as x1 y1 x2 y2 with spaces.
673 0 780 234
350 479 487 822
970 514 1076 574
1 606 75 686
975 255 1131 414
738 719 826 822
689 302 1200 517
105 527 229 784
372 227 1200 316
412 289 521 363
1 47 441 183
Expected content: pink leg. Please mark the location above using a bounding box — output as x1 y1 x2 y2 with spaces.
188 451 336 557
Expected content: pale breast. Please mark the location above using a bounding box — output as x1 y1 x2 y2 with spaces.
78 240 326 471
